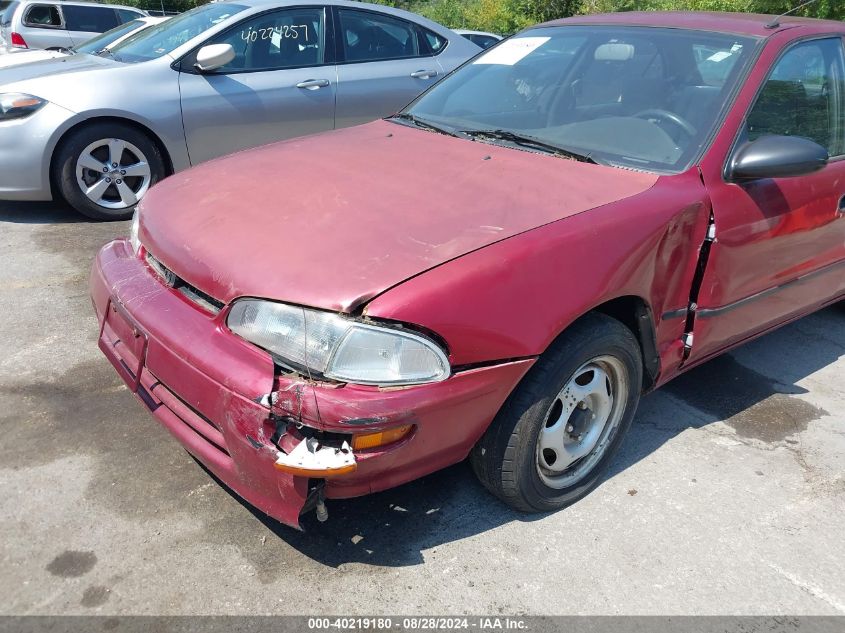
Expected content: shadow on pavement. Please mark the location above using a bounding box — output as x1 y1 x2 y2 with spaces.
0 200 91 224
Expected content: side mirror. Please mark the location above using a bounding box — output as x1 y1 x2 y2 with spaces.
728 135 828 181
194 43 235 73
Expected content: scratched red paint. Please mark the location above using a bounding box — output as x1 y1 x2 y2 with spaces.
91 12 845 529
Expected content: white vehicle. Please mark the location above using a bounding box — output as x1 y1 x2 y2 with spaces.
454 29 502 49
0 16 166 67
0 0 145 51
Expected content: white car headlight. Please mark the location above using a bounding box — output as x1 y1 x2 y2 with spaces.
227 299 450 386
129 208 141 254
0 93 46 121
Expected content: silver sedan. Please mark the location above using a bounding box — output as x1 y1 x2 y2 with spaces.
0 0 479 219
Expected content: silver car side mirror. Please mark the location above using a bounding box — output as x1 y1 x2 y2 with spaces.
194 44 235 73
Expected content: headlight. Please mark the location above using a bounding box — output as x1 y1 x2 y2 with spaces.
227 300 450 386
129 208 141 254
0 93 46 121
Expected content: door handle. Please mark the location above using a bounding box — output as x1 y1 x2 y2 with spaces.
410 69 438 79
296 78 330 90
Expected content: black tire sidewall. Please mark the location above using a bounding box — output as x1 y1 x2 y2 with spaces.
54 123 164 221
472 314 643 513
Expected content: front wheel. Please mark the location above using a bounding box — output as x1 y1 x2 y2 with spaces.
53 123 165 221
471 313 643 512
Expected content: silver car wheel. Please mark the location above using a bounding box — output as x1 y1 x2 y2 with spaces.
75 138 152 210
536 355 628 489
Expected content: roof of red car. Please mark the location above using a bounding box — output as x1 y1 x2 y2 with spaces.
540 11 845 38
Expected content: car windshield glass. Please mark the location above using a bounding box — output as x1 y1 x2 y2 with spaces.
0 1 19 27
75 19 145 54
108 3 246 63
406 26 758 173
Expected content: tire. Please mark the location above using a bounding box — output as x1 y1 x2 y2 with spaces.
471 313 643 513
53 123 165 221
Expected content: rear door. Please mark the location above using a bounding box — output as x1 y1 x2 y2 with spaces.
333 6 442 128
63 4 119 45
689 35 845 363
178 6 336 165
18 3 71 49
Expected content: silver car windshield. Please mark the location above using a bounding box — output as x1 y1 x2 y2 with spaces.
75 19 146 55
108 3 247 63
406 26 758 173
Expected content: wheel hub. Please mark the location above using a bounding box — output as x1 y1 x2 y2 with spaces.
535 356 628 489
565 405 592 440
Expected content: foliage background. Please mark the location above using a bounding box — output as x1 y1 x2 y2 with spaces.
124 0 844 34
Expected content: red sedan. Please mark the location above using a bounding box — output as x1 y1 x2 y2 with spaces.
91 11 845 529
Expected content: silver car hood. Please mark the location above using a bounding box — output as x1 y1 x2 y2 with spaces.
0 53 119 90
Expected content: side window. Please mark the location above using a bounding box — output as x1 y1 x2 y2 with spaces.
422 28 446 55
117 9 142 24
209 8 325 72
338 9 419 63
746 38 845 156
63 5 119 33
473 35 499 50
23 4 61 28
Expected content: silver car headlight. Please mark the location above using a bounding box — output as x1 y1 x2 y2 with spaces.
227 299 450 386
0 93 46 121
129 208 141 254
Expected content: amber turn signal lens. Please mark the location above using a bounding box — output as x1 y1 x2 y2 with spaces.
273 462 357 478
11 97 41 108
352 425 413 450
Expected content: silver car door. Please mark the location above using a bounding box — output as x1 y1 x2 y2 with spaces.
178 6 336 165
63 5 119 46
334 7 440 128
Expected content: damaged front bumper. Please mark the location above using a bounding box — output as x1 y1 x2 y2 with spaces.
90 239 534 529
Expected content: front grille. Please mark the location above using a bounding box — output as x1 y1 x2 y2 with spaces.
145 252 224 314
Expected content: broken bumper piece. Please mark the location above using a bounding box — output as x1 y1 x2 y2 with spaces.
274 438 357 477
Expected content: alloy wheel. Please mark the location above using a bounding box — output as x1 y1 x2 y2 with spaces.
75 138 152 210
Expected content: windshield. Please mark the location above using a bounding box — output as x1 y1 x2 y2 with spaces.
406 26 758 172
75 19 146 55
108 3 247 63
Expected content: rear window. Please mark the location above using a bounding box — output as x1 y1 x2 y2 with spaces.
64 5 119 33
23 3 61 28
0 1 19 27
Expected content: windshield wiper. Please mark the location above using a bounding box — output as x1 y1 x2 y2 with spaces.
459 128 601 164
389 113 466 139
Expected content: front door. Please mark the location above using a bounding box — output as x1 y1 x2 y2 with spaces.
179 6 336 166
690 35 845 363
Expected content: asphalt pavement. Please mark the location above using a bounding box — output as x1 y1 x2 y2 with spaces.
1 200 843 615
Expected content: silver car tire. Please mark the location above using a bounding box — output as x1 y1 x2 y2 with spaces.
53 123 165 221
471 313 642 513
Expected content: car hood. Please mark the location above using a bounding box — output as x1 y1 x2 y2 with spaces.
139 120 659 312
0 53 117 89
0 49 66 69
